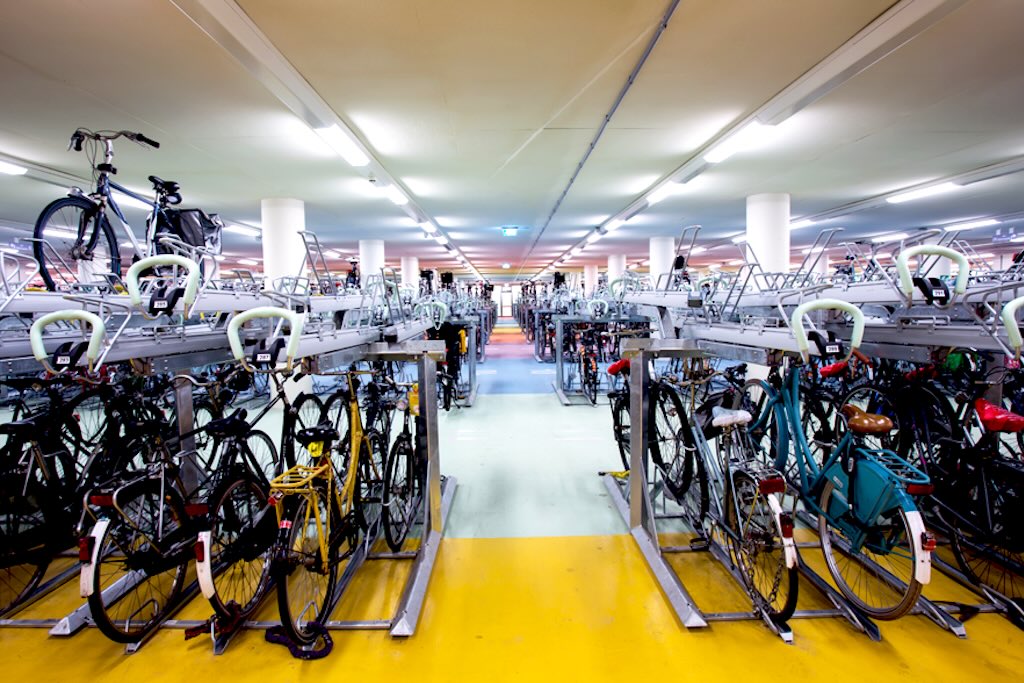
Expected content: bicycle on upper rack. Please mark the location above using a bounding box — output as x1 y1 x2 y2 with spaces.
32 128 221 291
676 360 799 624
742 300 935 620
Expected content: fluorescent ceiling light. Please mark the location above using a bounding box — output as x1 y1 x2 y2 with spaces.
434 235 448 245
120 241 134 248
225 224 261 237
886 181 960 204
238 258 260 266
501 227 518 237
501 262 511 270
801 247 825 254
571 247 583 256
419 222 437 234
604 219 624 233
314 124 370 167
975 252 995 259
646 183 681 205
704 122 775 164
114 192 153 211
871 232 909 243
383 185 408 206
586 231 602 244
0 160 28 175
790 219 815 230
941 218 999 232
727 259 744 266
690 246 707 255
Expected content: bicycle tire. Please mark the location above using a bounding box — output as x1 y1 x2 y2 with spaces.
0 462 50 613
739 380 787 477
382 433 416 552
611 393 631 471
274 490 339 646
207 473 274 618
818 480 923 620
357 431 385 532
725 470 798 623
292 393 325 464
88 480 188 642
649 385 697 503
33 196 121 292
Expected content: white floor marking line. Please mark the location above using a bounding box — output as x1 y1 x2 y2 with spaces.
530 369 555 375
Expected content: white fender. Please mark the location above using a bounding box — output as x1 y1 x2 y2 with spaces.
79 518 110 598
766 495 798 570
196 530 216 600
904 509 932 584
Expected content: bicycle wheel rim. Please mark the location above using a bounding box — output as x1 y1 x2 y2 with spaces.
0 468 49 612
89 484 188 642
33 198 119 291
276 493 337 644
209 477 272 617
383 435 414 551
818 481 922 619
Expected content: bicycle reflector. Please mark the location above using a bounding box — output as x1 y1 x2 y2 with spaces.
779 513 795 539
905 483 935 496
921 531 937 552
89 494 115 507
193 539 205 563
78 536 95 563
758 477 786 495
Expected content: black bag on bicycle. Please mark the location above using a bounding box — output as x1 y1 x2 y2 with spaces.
152 208 223 254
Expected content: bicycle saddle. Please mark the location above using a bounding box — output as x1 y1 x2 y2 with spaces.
711 406 752 428
0 416 45 438
840 404 893 435
204 408 249 439
296 423 339 447
974 398 1024 433
148 175 180 194
607 358 631 376
818 361 848 378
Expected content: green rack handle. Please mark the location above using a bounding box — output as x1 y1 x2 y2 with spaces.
415 301 449 330
1002 296 1024 361
227 306 305 373
587 299 609 317
791 298 865 363
30 309 106 373
895 245 969 300
125 254 201 317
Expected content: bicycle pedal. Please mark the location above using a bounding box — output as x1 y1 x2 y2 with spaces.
688 536 710 551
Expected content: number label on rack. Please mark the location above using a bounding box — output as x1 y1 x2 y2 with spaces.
256 352 271 363
933 289 946 299
154 300 169 309
56 355 71 366
825 344 840 354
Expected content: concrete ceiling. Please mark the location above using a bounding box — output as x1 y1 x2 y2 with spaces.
0 0 1022 279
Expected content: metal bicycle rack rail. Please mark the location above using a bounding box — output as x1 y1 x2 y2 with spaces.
551 314 649 406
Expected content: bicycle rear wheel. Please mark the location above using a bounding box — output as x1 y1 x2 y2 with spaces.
88 481 188 642
357 432 385 532
382 432 417 552
610 393 631 470
275 491 339 646
33 196 121 291
207 474 274 618
726 471 798 622
0 464 50 613
818 481 923 619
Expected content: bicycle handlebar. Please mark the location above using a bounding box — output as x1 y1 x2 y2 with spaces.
69 128 160 151
227 306 305 373
30 310 106 373
790 299 865 363
896 245 969 299
125 255 201 317
1002 296 1024 360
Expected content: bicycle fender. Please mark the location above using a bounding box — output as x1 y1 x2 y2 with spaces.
904 509 931 584
767 495 798 570
79 518 110 598
196 530 216 600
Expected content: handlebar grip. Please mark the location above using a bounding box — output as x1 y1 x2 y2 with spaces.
896 245 969 298
30 310 106 372
125 255 201 315
1001 296 1024 360
227 306 305 372
135 132 160 149
790 299 864 363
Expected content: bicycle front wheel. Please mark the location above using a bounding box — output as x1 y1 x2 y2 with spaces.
207 474 274 618
726 471 798 622
275 491 339 646
610 393 631 471
33 196 121 291
818 481 923 619
382 433 418 552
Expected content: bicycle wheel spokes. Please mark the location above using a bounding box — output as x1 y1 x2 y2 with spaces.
383 435 415 551
209 476 272 616
277 493 337 645
0 471 49 612
89 485 187 642
818 482 922 619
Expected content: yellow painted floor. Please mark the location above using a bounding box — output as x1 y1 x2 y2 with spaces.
4 533 1024 681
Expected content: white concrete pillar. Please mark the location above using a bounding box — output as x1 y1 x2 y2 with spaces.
584 264 599 295
359 239 385 284
607 253 626 283
746 193 790 274
261 198 306 286
400 256 419 289
649 236 676 289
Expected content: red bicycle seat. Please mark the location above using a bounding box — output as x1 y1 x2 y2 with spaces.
818 361 848 378
607 358 631 376
975 398 1024 433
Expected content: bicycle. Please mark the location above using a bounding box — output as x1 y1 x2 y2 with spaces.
382 381 426 552
32 128 219 291
742 300 935 619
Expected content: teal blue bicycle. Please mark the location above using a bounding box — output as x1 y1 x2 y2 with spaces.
742 300 935 620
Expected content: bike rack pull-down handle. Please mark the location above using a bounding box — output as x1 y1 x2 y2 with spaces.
227 306 305 373
895 245 969 302
790 298 865 363
30 309 106 373
1002 295 1024 361
125 254 202 317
